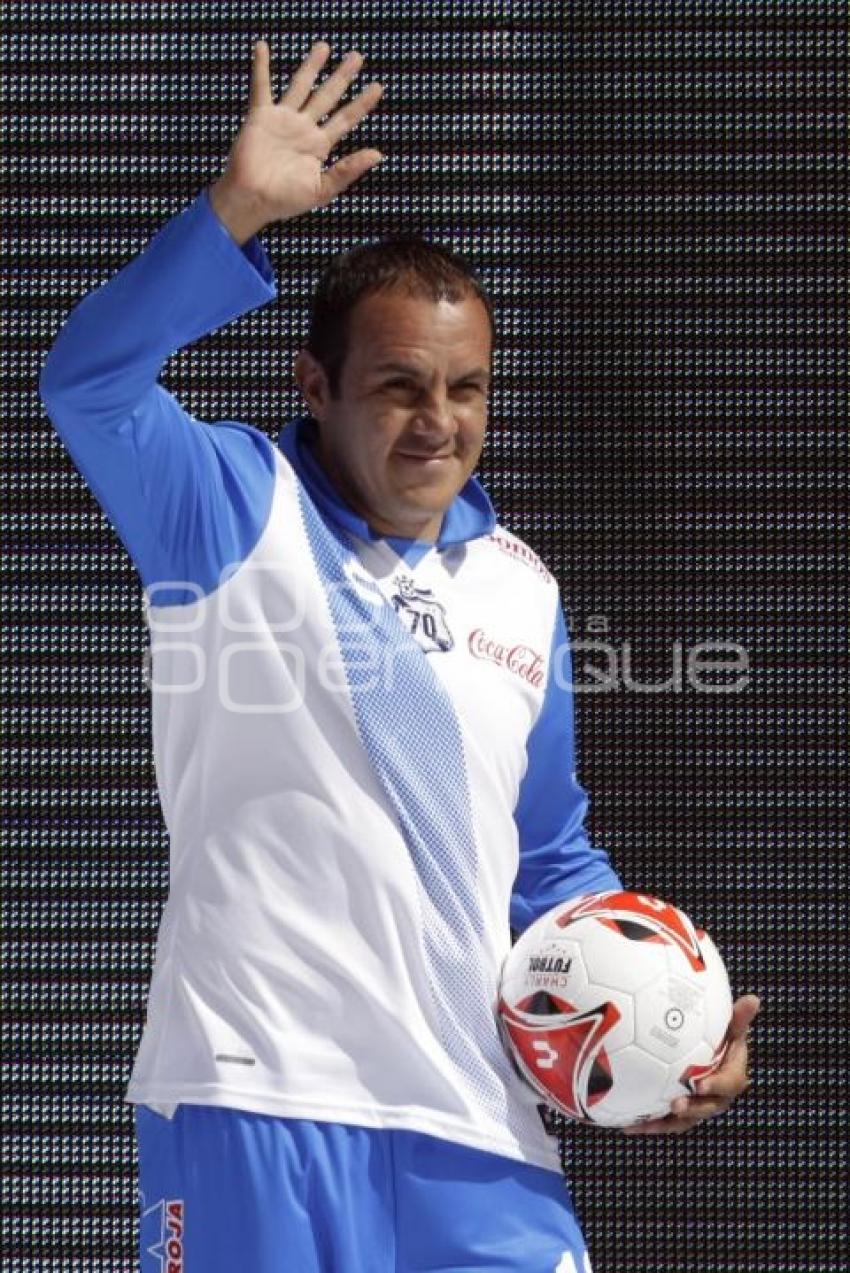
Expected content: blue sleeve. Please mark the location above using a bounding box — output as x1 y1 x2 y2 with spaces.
38 187 279 605
510 604 623 933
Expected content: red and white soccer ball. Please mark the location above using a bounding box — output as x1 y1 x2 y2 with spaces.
498 891 733 1127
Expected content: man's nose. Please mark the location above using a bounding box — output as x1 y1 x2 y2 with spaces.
410 389 456 437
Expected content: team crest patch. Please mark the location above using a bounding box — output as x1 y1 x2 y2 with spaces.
391 575 454 654
140 1196 185 1271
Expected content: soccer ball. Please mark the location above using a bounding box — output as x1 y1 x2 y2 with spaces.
497 890 733 1127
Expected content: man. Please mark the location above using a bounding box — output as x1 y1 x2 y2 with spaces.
39 39 758 1272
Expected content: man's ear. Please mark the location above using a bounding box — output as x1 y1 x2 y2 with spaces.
294 349 332 421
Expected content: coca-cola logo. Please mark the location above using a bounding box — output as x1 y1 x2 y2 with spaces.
468 628 545 688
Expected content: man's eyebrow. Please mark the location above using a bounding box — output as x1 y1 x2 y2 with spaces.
371 361 491 384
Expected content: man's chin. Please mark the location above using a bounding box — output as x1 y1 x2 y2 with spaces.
378 491 457 541
396 464 468 502
395 487 458 519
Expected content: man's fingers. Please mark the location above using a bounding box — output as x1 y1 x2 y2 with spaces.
673 1094 734 1119
278 41 332 110
268 42 383 150
621 997 761 1137
693 993 760 1095
322 82 384 148
249 40 274 110
728 994 761 1039
622 1100 722 1135
622 1076 754 1135
303 49 370 123
697 1052 752 1099
623 1115 695 1136
317 150 384 206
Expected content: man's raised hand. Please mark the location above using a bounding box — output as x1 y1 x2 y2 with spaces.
209 40 384 243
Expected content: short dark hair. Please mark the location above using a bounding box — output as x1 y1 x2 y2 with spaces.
304 235 496 397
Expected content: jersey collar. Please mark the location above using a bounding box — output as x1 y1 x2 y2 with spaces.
276 415 497 551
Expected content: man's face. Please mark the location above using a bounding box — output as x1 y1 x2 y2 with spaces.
294 288 492 542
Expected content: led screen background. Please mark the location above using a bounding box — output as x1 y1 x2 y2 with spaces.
4 2 847 1269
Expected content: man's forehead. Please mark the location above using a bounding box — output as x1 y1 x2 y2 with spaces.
346 289 492 364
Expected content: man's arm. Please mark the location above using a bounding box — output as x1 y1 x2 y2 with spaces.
38 41 384 598
511 604 622 933
39 190 279 598
511 604 760 1134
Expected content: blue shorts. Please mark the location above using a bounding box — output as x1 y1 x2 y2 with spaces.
135 1104 592 1272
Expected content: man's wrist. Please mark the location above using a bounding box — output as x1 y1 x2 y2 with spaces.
207 180 270 247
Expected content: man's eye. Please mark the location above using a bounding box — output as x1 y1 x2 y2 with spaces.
381 379 486 395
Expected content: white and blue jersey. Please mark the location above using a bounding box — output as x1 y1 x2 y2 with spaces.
39 186 622 1177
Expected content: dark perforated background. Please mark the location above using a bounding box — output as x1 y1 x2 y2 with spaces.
3 2 847 1269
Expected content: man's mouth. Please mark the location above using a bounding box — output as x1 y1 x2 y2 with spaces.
394 450 455 463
